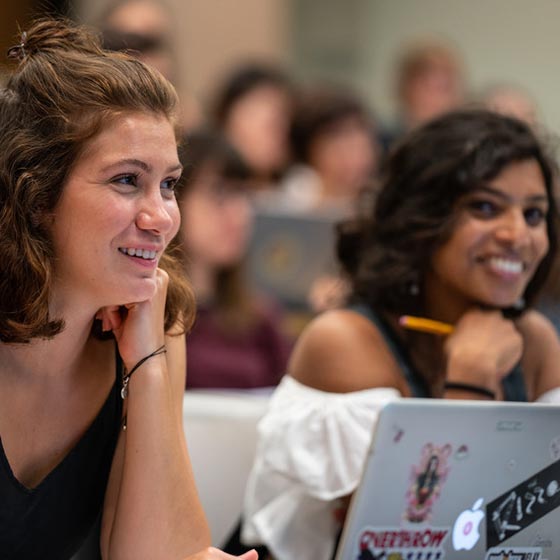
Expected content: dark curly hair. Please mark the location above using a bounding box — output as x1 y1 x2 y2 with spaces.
289 84 374 164
337 109 559 316
0 18 194 343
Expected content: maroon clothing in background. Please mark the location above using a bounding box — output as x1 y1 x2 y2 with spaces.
185 303 291 389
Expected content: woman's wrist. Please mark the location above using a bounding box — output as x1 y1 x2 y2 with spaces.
443 381 496 400
122 346 168 399
445 352 499 394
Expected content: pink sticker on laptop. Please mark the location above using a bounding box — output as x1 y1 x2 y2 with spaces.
405 443 452 523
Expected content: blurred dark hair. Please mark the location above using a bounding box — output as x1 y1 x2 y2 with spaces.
337 109 559 316
174 128 257 333
176 128 252 195
290 85 374 164
210 62 292 126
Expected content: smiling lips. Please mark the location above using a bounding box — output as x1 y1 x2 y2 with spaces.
118 247 157 260
481 256 528 281
487 256 524 276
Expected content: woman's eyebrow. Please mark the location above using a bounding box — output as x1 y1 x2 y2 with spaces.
472 185 548 204
101 158 183 174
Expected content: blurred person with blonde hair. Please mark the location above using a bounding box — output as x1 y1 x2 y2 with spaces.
392 37 466 137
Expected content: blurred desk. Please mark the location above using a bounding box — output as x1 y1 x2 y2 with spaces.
182 389 272 546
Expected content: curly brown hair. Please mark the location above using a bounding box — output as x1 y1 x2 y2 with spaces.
0 18 194 343
337 109 559 316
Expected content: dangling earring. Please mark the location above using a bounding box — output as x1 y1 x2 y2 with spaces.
407 270 421 297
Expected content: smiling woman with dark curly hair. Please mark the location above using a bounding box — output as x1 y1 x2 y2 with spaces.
241 109 560 560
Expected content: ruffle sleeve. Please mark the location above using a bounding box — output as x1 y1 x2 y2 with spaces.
242 375 400 560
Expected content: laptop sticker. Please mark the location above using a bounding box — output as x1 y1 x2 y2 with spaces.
454 444 469 461
487 460 560 548
548 436 560 461
451 497 484 551
405 443 452 523
355 527 449 560
484 547 544 560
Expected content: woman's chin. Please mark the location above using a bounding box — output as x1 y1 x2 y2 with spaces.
120 278 157 304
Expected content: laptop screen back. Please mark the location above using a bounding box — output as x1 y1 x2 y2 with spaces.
335 399 560 560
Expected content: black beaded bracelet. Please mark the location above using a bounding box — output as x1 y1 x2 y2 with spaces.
121 344 167 400
443 381 496 400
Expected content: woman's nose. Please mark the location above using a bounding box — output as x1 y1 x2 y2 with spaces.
135 191 177 236
494 208 530 247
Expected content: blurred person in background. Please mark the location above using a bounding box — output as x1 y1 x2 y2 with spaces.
480 82 539 129
98 0 202 131
209 62 295 190
175 129 291 390
275 83 381 213
386 37 466 145
263 84 381 314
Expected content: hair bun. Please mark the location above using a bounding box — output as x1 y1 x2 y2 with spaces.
6 18 102 63
7 31 27 61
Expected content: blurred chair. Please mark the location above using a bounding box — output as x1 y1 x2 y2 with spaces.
182 389 272 546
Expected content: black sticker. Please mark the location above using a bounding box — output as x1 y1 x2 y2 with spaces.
486 459 560 548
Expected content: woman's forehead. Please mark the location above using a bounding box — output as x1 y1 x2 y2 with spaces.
76 112 178 167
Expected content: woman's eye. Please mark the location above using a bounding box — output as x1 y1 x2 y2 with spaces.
468 199 498 217
161 177 178 190
161 177 179 197
113 174 137 187
524 207 546 226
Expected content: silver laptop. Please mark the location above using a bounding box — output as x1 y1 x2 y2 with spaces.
246 207 344 310
335 399 560 560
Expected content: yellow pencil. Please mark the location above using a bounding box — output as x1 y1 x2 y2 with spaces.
399 315 454 336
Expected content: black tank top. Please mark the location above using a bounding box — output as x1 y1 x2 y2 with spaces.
349 302 528 401
0 348 123 559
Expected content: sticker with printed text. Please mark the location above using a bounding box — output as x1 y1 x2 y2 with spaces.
355 527 449 560
484 547 544 560
486 460 560 548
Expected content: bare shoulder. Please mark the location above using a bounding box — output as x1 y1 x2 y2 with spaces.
288 308 405 394
517 309 559 348
517 309 560 399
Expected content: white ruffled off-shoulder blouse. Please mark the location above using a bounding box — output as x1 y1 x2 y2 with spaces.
241 375 401 560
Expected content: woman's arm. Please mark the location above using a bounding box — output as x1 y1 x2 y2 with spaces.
99 269 210 560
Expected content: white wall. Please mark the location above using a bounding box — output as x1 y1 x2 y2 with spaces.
360 0 560 135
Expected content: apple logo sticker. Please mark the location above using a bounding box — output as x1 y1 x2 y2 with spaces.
452 497 485 551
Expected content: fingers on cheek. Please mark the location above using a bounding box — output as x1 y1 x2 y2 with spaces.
101 306 122 331
108 314 120 331
101 314 113 332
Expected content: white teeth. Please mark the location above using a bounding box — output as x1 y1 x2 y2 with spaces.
488 257 523 274
119 248 157 260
